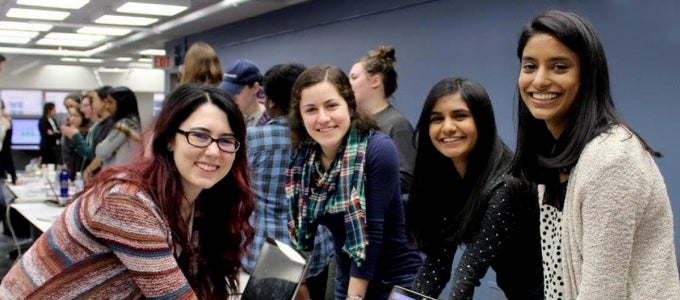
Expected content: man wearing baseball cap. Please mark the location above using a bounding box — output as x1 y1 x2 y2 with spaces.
219 58 269 127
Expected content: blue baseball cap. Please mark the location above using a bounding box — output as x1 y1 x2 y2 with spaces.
219 59 262 96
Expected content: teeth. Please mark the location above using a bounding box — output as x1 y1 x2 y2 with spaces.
318 127 334 132
196 163 217 172
532 93 558 100
442 137 462 142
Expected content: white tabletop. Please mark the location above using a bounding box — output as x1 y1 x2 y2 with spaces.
9 202 64 232
5 174 66 232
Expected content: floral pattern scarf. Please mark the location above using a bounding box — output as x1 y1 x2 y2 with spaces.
287 128 372 266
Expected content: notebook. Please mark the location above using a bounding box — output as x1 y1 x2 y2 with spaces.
389 285 437 300
241 237 309 300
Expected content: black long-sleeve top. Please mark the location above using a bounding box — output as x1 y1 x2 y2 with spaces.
0 126 17 183
412 179 543 300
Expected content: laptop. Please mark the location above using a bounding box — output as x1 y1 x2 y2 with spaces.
389 285 437 300
241 237 309 300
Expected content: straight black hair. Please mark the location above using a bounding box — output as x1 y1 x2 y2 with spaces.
406 77 512 251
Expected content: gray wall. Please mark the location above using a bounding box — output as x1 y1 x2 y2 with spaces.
169 0 680 298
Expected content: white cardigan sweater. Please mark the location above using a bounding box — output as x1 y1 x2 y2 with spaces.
547 125 680 299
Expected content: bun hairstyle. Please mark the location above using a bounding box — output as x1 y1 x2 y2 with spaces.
357 45 398 98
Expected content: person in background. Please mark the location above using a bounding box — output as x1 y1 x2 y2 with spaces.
512 10 679 299
59 94 84 178
180 42 223 87
219 58 269 127
38 102 60 165
0 84 254 299
0 54 5 73
61 86 113 179
405 77 543 299
83 86 140 180
287 65 421 300
61 105 90 180
349 45 415 195
0 99 18 227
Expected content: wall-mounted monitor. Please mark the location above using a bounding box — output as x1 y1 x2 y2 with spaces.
10 116 41 150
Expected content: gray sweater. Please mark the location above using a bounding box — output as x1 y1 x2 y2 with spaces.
558 125 679 299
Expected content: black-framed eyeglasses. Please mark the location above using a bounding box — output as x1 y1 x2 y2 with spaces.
176 129 240 153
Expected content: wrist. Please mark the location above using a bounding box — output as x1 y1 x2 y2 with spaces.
346 296 363 300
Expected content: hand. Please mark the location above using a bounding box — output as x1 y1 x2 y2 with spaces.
61 125 78 139
83 168 93 183
294 283 311 300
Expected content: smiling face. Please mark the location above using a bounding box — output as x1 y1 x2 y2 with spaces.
172 102 236 201
429 93 477 176
518 33 581 138
299 81 351 157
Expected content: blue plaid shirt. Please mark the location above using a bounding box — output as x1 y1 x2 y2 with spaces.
245 116 333 277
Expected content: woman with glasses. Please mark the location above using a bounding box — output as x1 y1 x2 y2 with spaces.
0 84 255 299
287 65 421 300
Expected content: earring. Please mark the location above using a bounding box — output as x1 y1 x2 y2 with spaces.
167 144 173 151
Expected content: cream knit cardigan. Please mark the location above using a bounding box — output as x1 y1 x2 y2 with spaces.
540 125 680 299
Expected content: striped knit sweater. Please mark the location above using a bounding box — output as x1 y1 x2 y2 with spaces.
0 179 198 299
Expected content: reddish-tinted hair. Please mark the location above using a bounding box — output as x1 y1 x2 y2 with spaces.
92 83 253 298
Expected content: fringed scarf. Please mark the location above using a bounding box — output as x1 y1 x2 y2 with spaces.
287 128 372 266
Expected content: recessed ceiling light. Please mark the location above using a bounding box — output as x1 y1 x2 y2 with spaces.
17 0 90 10
0 29 39 38
116 2 188 16
45 32 107 41
139 49 165 56
0 21 52 31
115 57 133 62
79 58 104 63
97 67 129 73
95 15 158 26
77 26 132 36
138 58 153 63
6 8 70 21
0 37 32 44
127 62 151 68
60 57 79 62
36 38 94 47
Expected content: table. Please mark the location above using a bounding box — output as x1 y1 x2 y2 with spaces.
9 202 64 233
5 175 66 233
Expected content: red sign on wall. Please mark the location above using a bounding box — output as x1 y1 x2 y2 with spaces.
153 55 171 69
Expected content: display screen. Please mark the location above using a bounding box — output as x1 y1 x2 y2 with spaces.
10 117 41 150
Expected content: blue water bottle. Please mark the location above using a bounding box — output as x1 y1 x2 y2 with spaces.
59 168 69 197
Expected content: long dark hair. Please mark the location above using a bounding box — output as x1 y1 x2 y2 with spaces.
107 86 140 123
406 77 512 251
92 84 254 298
289 64 378 149
510 10 658 205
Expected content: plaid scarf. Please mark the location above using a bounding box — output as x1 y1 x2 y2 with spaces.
287 128 372 266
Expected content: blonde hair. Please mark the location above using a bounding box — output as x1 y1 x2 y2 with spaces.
180 42 223 86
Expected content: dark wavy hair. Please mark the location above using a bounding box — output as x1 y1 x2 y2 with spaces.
510 10 658 204
406 77 512 251
107 86 140 123
289 64 378 149
263 63 306 114
356 45 398 98
92 84 254 298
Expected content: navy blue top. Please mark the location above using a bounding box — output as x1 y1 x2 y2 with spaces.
316 132 422 299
